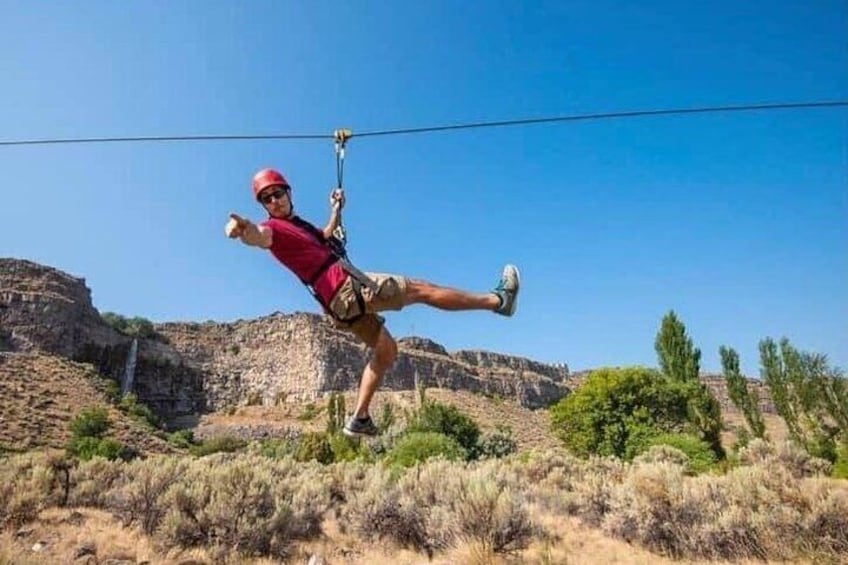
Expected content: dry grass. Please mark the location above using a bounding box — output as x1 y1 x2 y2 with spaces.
0 352 172 455
2 444 845 564
199 388 560 452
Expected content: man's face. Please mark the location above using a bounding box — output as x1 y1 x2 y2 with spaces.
259 185 292 218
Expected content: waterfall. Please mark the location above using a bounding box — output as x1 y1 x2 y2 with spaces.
121 338 138 396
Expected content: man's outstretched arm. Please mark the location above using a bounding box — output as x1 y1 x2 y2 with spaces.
225 213 273 248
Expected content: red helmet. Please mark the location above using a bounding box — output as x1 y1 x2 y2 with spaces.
252 168 290 200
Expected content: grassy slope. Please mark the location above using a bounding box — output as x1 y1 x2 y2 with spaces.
0 352 173 455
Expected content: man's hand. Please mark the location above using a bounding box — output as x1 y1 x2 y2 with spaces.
225 213 251 238
330 188 346 211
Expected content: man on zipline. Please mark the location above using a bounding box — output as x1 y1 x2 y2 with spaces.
226 168 520 437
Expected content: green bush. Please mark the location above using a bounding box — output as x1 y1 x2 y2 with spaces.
832 443 848 479
166 429 196 449
550 367 699 459
101 312 157 339
70 407 111 439
256 438 297 459
643 433 717 474
295 432 334 464
407 400 480 457
386 432 467 467
120 393 160 430
189 436 246 457
329 433 371 463
67 436 126 461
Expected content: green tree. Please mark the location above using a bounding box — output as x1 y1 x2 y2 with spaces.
655 310 701 383
720 346 766 439
550 367 693 459
654 312 724 458
760 337 846 461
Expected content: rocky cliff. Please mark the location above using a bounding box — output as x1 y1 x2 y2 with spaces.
0 259 571 423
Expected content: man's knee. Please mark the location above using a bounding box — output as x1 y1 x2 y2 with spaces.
373 329 398 366
405 279 433 305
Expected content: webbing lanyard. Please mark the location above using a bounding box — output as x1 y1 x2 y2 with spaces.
332 128 353 247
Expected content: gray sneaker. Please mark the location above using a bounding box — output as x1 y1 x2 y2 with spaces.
493 264 520 317
343 415 380 438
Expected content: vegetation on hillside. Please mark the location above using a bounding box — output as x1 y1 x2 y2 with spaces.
1 440 845 562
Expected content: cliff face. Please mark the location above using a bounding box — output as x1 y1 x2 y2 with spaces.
0 259 122 356
0 259 572 422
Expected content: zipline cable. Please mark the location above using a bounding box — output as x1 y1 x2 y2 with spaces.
353 100 848 139
0 100 846 148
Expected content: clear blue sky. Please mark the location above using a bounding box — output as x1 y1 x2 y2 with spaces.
1 1 846 375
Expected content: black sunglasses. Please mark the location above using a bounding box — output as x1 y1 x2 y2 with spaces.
260 187 288 205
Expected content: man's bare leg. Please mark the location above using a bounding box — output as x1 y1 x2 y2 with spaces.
405 279 500 311
353 326 397 419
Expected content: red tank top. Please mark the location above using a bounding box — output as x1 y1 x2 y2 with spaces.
260 216 348 303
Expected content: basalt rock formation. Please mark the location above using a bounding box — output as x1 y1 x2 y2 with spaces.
1 258 571 424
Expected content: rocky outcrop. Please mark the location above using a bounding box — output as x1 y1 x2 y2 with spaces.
1 259 573 423
0 259 122 356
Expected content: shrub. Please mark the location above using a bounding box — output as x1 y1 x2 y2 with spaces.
158 456 328 557
119 393 160 430
101 312 157 338
550 367 694 459
477 425 518 459
189 436 246 457
112 457 189 534
67 436 127 461
70 407 111 439
833 443 848 479
453 478 534 553
341 467 432 553
642 433 717 474
406 400 480 456
386 432 467 467
0 452 61 527
298 403 320 421
256 438 297 460
329 433 371 463
166 429 196 449
69 457 125 507
295 432 334 464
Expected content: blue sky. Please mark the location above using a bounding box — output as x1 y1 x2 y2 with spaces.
1 1 846 375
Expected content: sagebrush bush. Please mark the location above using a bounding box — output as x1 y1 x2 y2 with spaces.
157 455 329 557
0 452 62 527
740 439 832 478
477 425 518 459
189 436 246 457
386 432 466 467
68 457 124 507
452 477 534 553
111 456 189 534
295 432 334 464
796 478 848 556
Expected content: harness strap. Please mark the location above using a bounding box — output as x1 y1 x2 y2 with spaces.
282 214 374 324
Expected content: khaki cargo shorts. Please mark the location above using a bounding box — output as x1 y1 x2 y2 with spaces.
326 272 409 347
